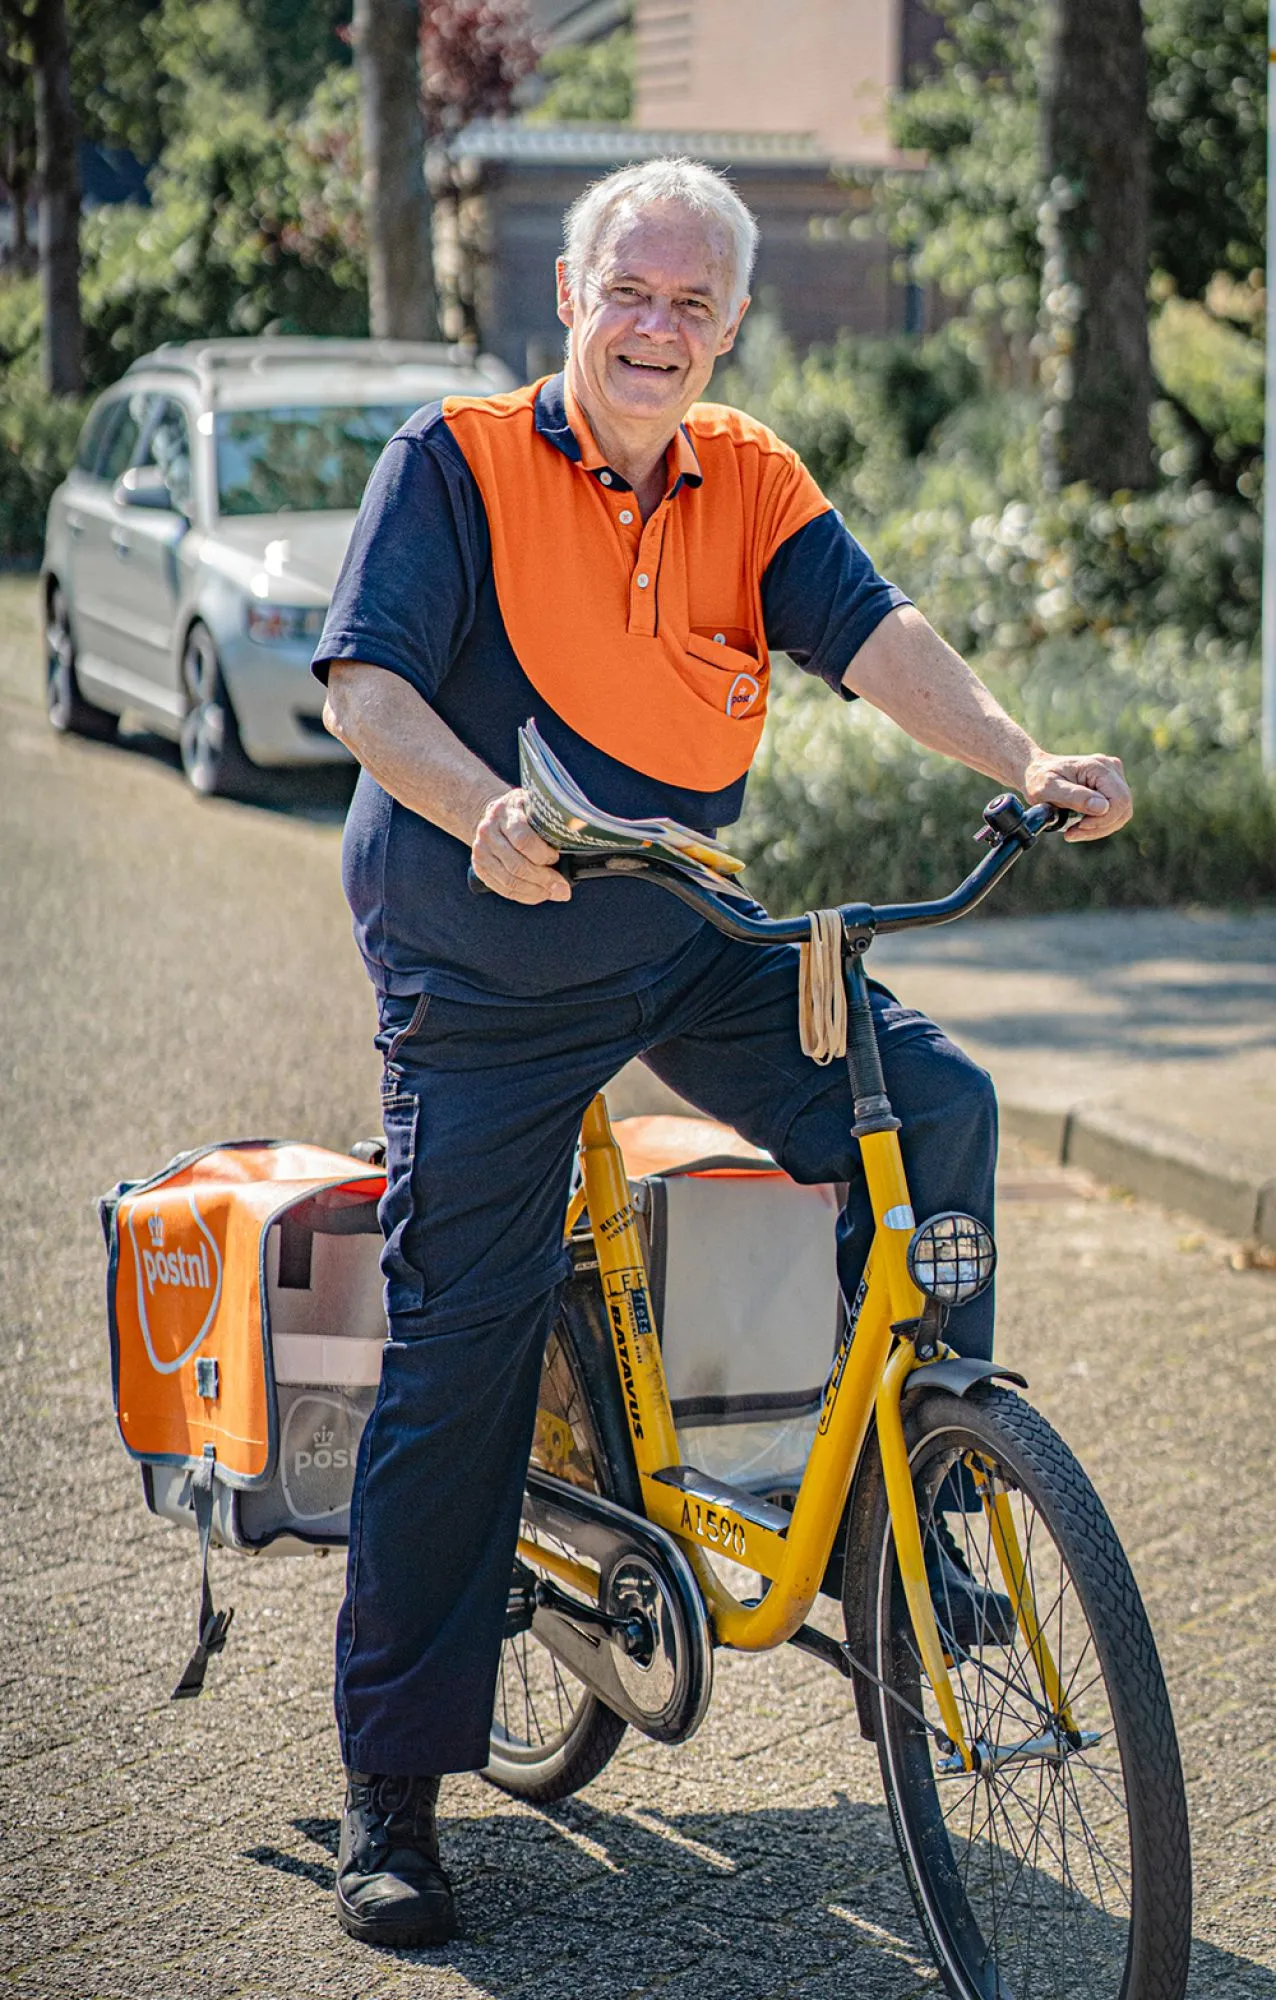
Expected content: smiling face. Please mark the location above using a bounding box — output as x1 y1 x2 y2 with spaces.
556 201 749 457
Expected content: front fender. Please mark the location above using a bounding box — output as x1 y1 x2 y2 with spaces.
902 1355 1027 1398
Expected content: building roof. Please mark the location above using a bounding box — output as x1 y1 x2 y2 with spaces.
451 121 829 168
528 0 630 44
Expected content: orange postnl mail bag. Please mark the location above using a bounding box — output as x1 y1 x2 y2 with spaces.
101 1139 388 1696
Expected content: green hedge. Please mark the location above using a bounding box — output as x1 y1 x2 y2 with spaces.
0 371 90 566
735 635 1274 916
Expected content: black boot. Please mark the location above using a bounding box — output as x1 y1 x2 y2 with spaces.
335 1772 457 1947
925 1516 1017 1651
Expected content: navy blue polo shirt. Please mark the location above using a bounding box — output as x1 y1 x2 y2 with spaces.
312 374 909 1000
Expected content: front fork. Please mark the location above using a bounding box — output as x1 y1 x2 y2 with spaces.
845 944 982 1770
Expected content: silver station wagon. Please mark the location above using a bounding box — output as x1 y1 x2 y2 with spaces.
41 337 515 795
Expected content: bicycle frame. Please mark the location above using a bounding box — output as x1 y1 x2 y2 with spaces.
515 796 1074 1771
574 1086 988 1747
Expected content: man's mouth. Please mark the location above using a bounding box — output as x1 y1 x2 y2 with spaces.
618 356 680 373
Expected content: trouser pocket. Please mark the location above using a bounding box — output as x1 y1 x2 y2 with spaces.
378 991 432 1101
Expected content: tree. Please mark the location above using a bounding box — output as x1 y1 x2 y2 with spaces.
875 0 1264 495
1145 0 1265 297
30 0 82 391
1038 0 1154 490
353 0 437 339
146 0 350 133
420 0 538 345
526 22 633 125
877 0 1045 372
880 0 1265 317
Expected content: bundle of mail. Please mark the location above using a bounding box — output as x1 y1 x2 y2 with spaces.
518 719 748 893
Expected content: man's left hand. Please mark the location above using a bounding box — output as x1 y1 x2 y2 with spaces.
1020 752 1132 843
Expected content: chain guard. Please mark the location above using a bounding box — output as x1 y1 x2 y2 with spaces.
520 1470 714 1744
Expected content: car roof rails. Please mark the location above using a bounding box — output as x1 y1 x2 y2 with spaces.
125 337 513 389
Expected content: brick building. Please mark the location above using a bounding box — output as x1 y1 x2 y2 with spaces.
633 0 940 163
457 0 940 381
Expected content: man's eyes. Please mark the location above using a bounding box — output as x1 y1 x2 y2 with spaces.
606 285 714 317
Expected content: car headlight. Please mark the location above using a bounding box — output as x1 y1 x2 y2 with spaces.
906 1212 997 1305
246 604 327 645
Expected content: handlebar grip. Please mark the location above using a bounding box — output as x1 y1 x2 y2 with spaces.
1041 806 1086 834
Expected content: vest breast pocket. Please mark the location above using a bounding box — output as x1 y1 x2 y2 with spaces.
683 630 769 722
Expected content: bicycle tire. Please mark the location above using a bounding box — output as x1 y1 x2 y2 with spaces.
484 1278 636 1802
860 1382 1190 2000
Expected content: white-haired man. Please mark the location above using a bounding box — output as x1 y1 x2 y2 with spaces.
314 157 1130 1947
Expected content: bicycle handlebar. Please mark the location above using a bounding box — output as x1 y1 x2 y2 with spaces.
469 792 1081 947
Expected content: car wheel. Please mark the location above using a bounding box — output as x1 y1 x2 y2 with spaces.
46 586 120 742
180 625 255 798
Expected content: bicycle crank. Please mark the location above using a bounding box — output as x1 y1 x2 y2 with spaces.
518 1469 714 1743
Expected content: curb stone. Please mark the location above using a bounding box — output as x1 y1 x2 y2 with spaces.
607 1063 1276 1249
1000 1099 1276 1249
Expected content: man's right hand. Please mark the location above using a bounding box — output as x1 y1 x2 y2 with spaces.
471 788 571 903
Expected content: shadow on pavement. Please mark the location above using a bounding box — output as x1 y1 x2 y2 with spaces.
241 1796 1276 1998
114 721 358 824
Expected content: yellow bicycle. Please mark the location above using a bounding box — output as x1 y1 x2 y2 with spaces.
483 793 1191 2000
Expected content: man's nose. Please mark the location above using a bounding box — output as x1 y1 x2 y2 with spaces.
633 296 679 339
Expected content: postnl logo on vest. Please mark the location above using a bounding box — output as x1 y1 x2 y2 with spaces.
726 672 761 718
126 1196 224 1375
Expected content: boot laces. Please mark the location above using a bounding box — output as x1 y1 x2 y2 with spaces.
351 1773 439 1851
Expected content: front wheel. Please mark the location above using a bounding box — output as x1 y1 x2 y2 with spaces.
861 1384 1190 2000
180 625 255 798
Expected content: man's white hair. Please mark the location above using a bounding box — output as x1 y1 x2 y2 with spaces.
562 157 758 312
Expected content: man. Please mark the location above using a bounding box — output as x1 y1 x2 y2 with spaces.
313 157 1130 1949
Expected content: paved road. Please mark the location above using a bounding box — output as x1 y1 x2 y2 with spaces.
1 660 1274 1996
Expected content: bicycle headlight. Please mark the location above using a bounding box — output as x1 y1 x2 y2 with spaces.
906 1212 996 1305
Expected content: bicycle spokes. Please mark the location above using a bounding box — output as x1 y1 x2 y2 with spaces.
904 1466 1134 1994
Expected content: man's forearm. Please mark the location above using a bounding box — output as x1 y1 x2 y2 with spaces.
843 606 1038 788
323 660 503 843
322 660 571 900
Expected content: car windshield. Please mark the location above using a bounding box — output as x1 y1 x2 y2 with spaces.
214 403 421 516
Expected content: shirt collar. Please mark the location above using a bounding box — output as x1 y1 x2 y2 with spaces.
533 372 704 495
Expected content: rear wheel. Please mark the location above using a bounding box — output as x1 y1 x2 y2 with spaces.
180 625 255 798
863 1385 1190 2000
484 1288 633 1802
46 586 119 742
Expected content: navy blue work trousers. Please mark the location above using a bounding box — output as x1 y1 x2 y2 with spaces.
334 923 997 1776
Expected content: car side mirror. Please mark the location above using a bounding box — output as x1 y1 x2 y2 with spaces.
115 465 180 513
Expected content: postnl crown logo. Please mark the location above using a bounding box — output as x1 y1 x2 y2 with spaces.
126 1194 224 1376
726 672 761 718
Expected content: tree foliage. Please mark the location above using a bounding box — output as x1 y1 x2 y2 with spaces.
419 0 537 141
526 24 633 125
879 0 1043 340
419 0 538 343
1146 0 1266 296
878 0 1266 325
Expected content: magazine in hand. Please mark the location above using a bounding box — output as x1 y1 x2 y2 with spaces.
518 719 748 894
